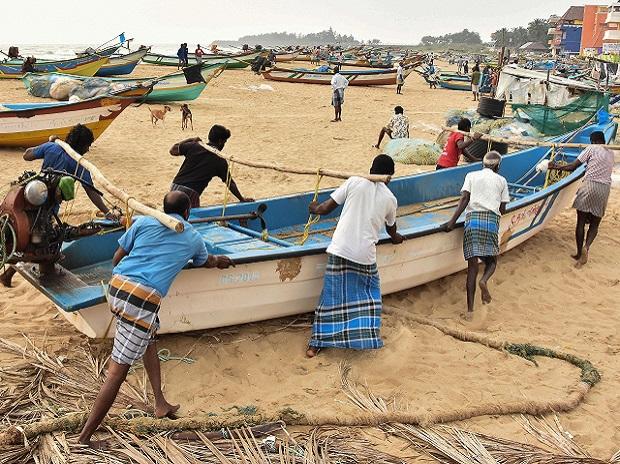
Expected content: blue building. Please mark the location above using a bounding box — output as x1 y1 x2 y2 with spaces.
549 6 584 56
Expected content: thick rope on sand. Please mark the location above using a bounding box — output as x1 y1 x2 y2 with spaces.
0 310 600 446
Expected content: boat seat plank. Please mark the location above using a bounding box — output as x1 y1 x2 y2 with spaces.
193 222 283 254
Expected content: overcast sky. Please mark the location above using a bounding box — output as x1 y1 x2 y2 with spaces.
1 0 607 45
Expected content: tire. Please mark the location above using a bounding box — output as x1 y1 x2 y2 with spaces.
464 139 508 161
477 97 505 118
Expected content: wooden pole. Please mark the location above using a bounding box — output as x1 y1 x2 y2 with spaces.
440 126 620 150
55 140 184 233
202 143 392 183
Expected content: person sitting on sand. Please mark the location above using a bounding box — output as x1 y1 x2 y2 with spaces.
330 67 348 122
78 191 234 449
548 131 614 268
169 125 254 208
306 155 404 358
374 106 409 149
436 118 482 170
444 151 509 320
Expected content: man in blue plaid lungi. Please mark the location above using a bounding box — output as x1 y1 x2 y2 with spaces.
445 151 509 319
306 155 404 358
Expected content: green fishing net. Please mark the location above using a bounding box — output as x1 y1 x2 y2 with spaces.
511 92 609 136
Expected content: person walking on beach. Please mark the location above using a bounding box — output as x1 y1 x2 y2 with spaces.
396 61 405 94
445 151 509 320
331 67 348 122
176 44 185 69
374 106 409 148
471 64 481 101
306 155 404 358
548 131 614 268
78 191 234 448
436 118 482 170
195 44 205 64
169 125 254 208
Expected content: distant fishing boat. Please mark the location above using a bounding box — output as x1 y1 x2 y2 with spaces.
0 55 108 79
23 63 225 103
0 86 150 147
142 51 262 69
274 51 300 62
13 120 616 338
95 47 150 76
262 65 414 86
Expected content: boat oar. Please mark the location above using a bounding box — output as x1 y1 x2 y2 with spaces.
190 203 268 230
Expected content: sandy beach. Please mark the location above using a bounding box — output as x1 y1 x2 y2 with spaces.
0 63 619 458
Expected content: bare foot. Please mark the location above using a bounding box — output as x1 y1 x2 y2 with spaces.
372 144 380 149
479 280 492 304
460 312 474 322
571 253 581 261
575 249 589 269
306 347 320 358
330 119 338 123
155 401 180 419
79 439 109 450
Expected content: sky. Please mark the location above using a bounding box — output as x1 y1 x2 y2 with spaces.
0 0 609 45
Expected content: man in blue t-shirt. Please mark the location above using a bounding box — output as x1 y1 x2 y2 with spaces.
23 124 113 218
78 191 234 448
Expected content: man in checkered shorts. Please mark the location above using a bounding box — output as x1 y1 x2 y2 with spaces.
79 191 234 448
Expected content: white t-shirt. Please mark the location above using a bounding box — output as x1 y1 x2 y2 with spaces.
331 73 349 91
327 177 398 265
461 168 510 216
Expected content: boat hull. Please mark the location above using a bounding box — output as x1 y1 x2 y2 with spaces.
95 48 150 76
262 66 414 86
0 88 148 147
142 51 261 69
56 177 578 338
0 56 108 79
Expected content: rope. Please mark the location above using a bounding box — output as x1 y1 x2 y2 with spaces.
128 348 196 374
124 197 135 229
220 158 235 222
298 170 324 246
543 144 556 189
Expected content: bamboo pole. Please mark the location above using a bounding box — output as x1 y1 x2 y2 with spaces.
442 125 620 150
202 143 391 183
55 140 184 233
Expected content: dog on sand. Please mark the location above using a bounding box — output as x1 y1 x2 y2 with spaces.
148 105 171 126
180 104 193 130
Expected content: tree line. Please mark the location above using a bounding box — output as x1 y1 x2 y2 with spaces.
236 28 379 47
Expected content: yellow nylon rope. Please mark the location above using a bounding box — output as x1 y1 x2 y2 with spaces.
220 158 235 222
543 144 556 189
298 170 323 246
124 197 135 228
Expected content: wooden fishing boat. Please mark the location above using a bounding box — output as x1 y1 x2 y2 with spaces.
22 63 225 102
274 51 300 62
76 44 122 58
0 55 108 79
12 120 616 338
95 47 150 76
142 51 262 69
262 65 415 86
437 78 472 91
327 59 393 69
0 86 150 147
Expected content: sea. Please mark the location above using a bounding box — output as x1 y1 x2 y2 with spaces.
0 43 241 60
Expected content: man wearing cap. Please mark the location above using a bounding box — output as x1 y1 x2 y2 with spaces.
445 151 510 318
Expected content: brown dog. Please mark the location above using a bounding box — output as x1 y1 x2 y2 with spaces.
180 104 193 130
148 105 171 126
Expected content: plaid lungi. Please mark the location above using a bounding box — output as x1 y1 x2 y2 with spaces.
170 183 201 208
573 180 611 218
108 275 162 366
332 89 345 106
309 254 383 350
463 211 500 260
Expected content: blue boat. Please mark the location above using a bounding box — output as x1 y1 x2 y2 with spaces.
95 47 150 77
12 120 617 338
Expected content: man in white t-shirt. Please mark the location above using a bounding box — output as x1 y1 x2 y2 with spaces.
445 151 509 319
306 155 404 357
330 67 348 122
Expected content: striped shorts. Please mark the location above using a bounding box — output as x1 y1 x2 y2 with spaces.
108 275 162 366
170 183 201 208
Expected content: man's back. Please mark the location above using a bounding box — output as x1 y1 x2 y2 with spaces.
328 177 397 265
33 142 92 184
113 215 208 296
172 141 229 195
462 168 509 215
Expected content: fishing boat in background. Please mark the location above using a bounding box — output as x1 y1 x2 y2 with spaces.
0 86 150 147
76 32 130 57
0 55 108 79
274 51 300 62
95 47 150 76
262 65 415 86
12 118 615 338
23 63 226 102
142 50 262 69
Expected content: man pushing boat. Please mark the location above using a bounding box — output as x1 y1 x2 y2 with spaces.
169 125 254 208
78 191 234 448
305 155 404 357
445 151 509 320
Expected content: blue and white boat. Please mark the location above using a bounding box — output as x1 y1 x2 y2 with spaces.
95 47 150 77
13 120 617 338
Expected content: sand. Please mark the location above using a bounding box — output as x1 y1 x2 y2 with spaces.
1 62 619 458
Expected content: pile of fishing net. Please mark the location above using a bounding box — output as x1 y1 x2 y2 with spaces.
24 75 130 101
445 109 542 139
384 138 441 165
